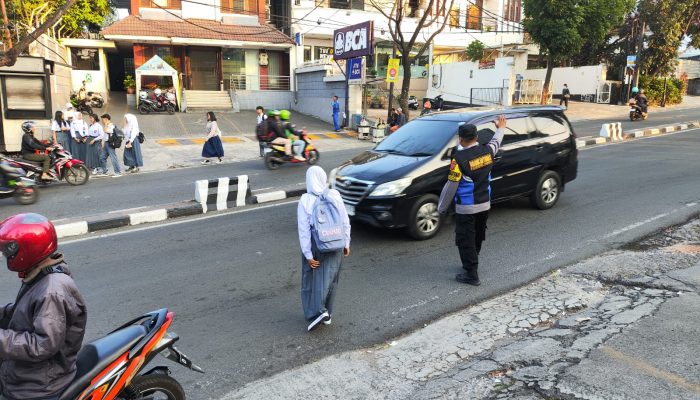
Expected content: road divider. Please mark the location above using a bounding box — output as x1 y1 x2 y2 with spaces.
195 175 250 213
576 120 700 148
599 122 623 141
250 187 306 204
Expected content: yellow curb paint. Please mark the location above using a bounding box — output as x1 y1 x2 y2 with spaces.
221 137 243 143
325 133 340 139
191 138 206 144
307 134 321 140
155 139 180 146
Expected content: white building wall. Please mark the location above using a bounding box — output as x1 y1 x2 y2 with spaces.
522 65 607 96
427 57 515 105
180 0 218 19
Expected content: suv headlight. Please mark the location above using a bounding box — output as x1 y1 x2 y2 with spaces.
368 178 412 197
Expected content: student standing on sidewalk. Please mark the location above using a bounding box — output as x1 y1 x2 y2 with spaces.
201 111 224 165
256 106 268 157
86 114 104 174
70 113 87 161
100 114 122 177
331 95 341 132
438 115 506 286
297 166 351 332
123 113 143 173
51 111 71 150
560 84 570 109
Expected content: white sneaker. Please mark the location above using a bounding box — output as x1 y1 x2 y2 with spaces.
201 160 210 165
294 155 306 161
217 158 223 164
112 173 122 178
323 317 332 325
307 311 330 332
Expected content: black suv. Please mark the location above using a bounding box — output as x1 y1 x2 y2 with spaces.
331 106 578 240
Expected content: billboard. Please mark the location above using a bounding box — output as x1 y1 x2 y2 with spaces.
333 21 374 60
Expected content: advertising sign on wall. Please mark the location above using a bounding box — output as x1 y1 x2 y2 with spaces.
333 21 374 60
386 58 400 83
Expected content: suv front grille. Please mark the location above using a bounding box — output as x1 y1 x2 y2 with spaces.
334 176 374 205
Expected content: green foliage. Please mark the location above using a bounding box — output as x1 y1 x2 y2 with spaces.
10 0 113 38
161 55 178 71
639 75 686 105
123 74 135 89
466 40 485 62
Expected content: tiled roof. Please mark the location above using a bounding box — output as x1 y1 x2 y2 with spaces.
102 15 293 44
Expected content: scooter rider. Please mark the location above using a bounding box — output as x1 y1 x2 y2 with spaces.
0 213 87 400
280 109 306 161
20 121 53 181
631 87 648 115
269 110 304 161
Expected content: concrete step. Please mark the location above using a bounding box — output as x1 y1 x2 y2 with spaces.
184 90 233 110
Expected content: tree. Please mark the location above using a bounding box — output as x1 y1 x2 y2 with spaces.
0 0 77 66
10 0 113 39
368 0 455 117
523 0 631 103
639 0 700 76
466 40 485 62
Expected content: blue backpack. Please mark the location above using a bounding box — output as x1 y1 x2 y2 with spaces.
311 190 346 252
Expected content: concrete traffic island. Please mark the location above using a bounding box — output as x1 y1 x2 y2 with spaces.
219 218 700 400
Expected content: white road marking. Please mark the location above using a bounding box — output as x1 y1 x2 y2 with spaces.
601 213 671 239
579 127 700 151
60 200 298 245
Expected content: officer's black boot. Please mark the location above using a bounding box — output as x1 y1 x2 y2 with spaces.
456 266 481 286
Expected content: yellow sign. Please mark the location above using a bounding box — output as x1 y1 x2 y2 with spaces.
386 58 400 83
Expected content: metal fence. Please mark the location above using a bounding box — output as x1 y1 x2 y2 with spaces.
513 79 552 104
470 87 506 106
228 74 291 91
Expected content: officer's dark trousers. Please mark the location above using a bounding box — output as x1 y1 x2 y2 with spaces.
455 211 489 278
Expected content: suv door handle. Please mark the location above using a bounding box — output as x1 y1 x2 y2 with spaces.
494 155 503 161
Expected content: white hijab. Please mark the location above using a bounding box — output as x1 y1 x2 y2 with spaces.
300 166 329 214
124 113 139 140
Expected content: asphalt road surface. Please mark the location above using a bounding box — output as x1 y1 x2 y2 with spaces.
1 108 697 221
1 128 699 399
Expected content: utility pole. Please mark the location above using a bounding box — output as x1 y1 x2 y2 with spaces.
387 42 397 123
0 0 12 50
632 18 645 90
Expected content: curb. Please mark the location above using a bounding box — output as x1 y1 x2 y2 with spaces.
577 120 700 148
54 202 204 239
250 187 306 204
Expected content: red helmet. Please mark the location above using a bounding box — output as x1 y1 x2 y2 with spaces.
0 214 57 277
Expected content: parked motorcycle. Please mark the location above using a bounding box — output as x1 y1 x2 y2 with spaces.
70 92 94 115
139 90 176 115
408 95 419 110
12 145 90 186
0 158 39 205
86 91 104 108
58 308 203 400
629 99 648 121
263 130 319 170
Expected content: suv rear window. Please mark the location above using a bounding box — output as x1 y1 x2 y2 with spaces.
531 115 570 137
375 120 460 156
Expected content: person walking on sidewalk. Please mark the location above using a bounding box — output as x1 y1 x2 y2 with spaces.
331 95 341 132
100 114 123 177
0 213 87 400
123 113 143 173
560 84 570 109
86 113 104 174
201 111 224 165
438 115 506 286
297 166 351 332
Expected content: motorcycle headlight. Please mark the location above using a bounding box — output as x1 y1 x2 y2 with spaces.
368 178 412 197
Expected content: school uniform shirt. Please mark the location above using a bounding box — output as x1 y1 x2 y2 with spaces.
88 122 105 140
51 119 68 133
123 115 139 143
70 120 87 139
205 121 221 139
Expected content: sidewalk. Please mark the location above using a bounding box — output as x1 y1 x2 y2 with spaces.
219 218 700 400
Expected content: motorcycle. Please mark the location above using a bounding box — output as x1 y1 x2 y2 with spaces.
629 99 648 121
58 308 203 400
408 95 419 110
70 92 94 115
12 145 90 186
139 90 175 115
420 94 444 116
86 91 104 108
263 130 319 170
0 158 39 205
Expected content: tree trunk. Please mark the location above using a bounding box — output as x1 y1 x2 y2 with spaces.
541 53 554 105
400 54 412 119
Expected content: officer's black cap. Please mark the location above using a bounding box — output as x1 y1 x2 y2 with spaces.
458 124 477 140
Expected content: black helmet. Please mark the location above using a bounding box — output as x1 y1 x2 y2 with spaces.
21 121 36 134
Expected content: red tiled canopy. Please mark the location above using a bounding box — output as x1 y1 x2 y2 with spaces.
102 15 293 44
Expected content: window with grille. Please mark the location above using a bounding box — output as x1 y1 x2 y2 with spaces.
2 76 50 119
139 0 181 10
221 0 257 13
503 0 521 22
467 1 482 30
449 7 460 28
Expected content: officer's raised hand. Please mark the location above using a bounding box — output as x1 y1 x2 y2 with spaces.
495 115 507 129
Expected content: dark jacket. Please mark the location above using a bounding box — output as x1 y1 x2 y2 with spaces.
20 133 47 156
271 120 286 140
0 258 87 400
438 128 505 215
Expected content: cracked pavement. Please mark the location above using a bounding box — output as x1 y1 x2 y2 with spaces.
219 218 700 400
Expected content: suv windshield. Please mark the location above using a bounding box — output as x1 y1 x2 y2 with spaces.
374 120 461 156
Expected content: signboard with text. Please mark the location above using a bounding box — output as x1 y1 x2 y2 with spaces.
348 58 363 83
333 21 374 60
626 55 636 69
386 58 400 83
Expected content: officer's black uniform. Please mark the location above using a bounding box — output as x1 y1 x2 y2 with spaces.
438 123 505 285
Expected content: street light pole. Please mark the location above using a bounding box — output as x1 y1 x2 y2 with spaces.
632 18 645 90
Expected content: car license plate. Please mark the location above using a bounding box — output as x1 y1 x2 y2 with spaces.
345 204 355 216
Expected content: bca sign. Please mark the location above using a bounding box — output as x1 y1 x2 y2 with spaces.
333 21 374 60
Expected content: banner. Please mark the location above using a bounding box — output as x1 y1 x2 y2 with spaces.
386 58 399 83
348 58 362 82
333 21 374 60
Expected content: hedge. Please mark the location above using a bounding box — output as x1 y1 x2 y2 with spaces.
638 76 686 106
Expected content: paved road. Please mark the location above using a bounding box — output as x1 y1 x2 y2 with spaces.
3 108 698 221
1 129 698 398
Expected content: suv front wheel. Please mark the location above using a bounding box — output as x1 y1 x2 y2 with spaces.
531 170 561 210
407 194 442 240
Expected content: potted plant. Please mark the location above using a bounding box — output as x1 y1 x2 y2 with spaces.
124 75 136 94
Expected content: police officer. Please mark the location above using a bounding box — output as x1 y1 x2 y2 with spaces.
438 115 506 285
